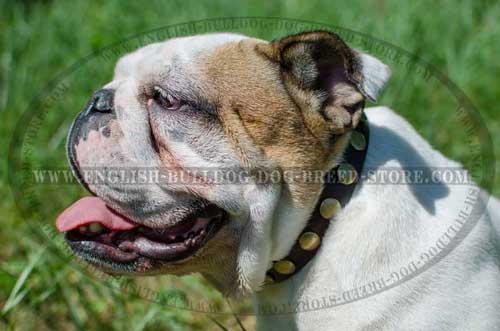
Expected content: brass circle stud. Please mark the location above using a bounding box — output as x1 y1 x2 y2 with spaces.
350 131 366 151
273 260 296 275
299 232 321 251
319 198 341 219
337 163 358 185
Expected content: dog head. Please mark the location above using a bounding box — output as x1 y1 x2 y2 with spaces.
56 31 390 294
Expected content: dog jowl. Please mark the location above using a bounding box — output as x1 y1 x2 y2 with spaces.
56 31 390 295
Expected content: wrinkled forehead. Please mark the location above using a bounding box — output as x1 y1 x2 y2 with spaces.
113 33 249 81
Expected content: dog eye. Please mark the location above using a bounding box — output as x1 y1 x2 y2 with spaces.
152 86 181 110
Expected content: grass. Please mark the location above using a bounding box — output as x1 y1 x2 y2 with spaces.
1 0 500 330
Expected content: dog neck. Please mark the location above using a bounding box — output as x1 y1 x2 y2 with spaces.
262 117 370 286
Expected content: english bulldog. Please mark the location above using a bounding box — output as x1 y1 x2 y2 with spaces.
56 31 500 330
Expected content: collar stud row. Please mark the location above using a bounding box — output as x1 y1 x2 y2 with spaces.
262 115 369 288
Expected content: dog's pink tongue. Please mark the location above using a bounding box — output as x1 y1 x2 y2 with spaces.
56 197 138 233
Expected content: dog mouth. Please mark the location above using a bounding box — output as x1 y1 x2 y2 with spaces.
56 197 227 264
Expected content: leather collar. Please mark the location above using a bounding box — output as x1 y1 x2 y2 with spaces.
263 115 369 285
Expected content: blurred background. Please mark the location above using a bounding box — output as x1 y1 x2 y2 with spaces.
1 0 499 330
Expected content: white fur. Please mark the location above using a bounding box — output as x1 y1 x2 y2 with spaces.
356 51 392 101
255 107 500 330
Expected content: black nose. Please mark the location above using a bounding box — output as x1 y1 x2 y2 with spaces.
84 89 114 115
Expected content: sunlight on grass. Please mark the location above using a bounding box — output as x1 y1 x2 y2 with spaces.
1 1 499 330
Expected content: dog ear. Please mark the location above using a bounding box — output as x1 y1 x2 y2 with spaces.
258 31 391 134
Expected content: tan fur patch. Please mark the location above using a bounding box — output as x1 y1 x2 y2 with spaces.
201 38 351 208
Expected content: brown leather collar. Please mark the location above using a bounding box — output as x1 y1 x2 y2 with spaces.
263 115 369 285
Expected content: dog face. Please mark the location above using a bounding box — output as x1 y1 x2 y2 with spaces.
56 31 390 294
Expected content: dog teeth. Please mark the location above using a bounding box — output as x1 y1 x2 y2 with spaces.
88 222 104 233
76 223 104 235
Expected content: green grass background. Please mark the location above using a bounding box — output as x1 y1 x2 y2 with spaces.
1 0 500 330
